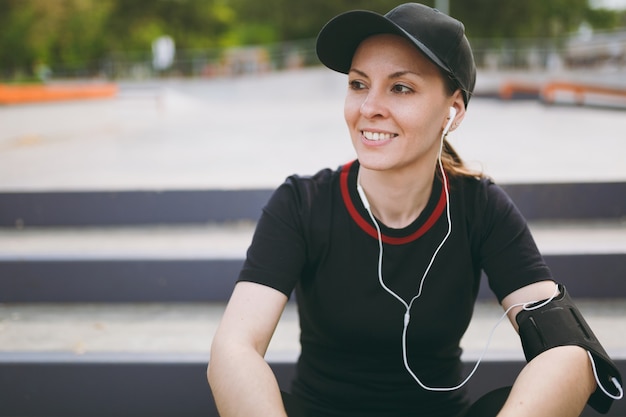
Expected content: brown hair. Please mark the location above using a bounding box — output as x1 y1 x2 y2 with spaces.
440 138 483 178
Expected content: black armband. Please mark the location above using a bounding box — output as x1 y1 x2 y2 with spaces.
515 284 623 414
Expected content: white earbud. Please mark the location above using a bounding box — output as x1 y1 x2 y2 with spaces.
443 107 456 136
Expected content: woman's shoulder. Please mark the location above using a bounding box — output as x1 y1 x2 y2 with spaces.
452 174 522 230
285 166 339 188
266 164 345 213
453 174 510 205
281 164 347 198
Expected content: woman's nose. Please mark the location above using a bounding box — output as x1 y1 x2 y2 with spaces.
360 90 388 119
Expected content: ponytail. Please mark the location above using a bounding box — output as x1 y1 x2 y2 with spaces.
441 138 484 178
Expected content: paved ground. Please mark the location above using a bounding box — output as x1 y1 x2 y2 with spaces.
1 67 626 192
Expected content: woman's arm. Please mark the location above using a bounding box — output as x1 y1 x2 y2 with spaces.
208 281 290 417
497 281 597 417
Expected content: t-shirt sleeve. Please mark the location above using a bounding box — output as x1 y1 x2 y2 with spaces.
237 177 308 297
476 180 553 302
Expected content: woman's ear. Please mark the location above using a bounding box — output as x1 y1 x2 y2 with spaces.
449 89 467 132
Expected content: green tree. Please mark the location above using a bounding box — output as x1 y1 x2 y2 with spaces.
0 0 623 78
0 0 36 75
452 0 591 39
104 0 237 51
0 0 238 77
0 0 113 77
585 6 625 29
228 0 415 42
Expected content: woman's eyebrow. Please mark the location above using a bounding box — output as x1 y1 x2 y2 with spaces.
348 68 368 78
389 70 423 80
349 68 423 80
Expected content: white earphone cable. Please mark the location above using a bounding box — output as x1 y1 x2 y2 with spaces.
358 119 563 391
587 351 624 400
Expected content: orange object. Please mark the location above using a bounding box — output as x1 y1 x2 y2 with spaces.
541 81 626 105
0 83 118 104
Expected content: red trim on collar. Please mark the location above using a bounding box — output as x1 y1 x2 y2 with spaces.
340 160 447 245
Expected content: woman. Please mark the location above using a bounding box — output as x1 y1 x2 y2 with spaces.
208 3 621 417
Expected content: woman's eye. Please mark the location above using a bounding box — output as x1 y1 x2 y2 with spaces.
349 80 366 90
392 84 413 94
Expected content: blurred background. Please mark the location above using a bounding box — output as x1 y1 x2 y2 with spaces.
0 0 625 81
1 1 625 416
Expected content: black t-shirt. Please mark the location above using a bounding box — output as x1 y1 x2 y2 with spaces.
239 160 552 417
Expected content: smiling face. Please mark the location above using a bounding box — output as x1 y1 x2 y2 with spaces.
344 34 457 176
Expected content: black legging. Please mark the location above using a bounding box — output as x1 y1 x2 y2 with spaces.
282 387 512 417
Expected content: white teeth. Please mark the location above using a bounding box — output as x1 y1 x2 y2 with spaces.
362 131 395 141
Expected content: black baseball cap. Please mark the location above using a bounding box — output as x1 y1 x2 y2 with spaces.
316 2 476 106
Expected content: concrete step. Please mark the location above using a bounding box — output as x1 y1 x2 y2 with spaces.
0 220 624 302
1 300 625 416
1 300 625 361
2 220 625 260
1 182 625 227
0 222 254 261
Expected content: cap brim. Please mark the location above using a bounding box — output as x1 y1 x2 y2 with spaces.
316 10 452 76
